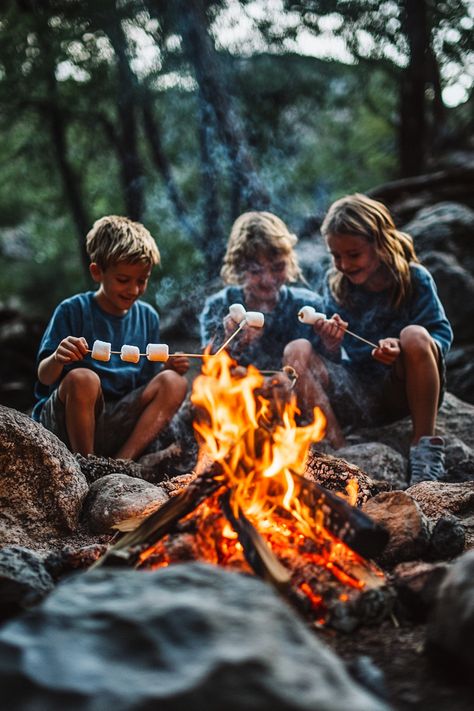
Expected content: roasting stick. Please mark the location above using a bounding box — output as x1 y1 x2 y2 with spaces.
213 320 247 356
298 306 379 350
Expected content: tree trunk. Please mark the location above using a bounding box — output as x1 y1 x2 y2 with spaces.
172 0 270 213
399 0 429 177
142 99 202 245
101 11 144 221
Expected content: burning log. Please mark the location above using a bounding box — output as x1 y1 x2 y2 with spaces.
92 351 392 630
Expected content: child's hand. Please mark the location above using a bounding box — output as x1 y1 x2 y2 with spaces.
223 313 240 338
54 336 88 364
165 354 190 375
314 313 347 353
372 338 400 365
238 322 264 347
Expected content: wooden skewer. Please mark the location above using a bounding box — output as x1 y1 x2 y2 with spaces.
341 327 379 350
214 320 247 355
86 349 209 359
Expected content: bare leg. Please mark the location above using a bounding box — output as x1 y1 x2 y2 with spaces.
397 326 441 444
58 369 102 456
283 339 346 449
115 370 188 460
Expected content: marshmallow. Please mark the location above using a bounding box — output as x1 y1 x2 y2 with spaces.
91 340 112 362
298 306 327 325
229 303 247 324
146 343 169 362
245 311 265 328
120 345 140 363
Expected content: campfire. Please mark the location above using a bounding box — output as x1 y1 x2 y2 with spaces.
98 351 391 631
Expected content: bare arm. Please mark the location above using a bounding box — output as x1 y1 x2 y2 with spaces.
37 336 88 386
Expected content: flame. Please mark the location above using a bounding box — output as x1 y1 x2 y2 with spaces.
139 350 384 622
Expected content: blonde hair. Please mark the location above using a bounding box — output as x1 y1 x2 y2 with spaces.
86 215 160 270
320 193 418 308
220 211 303 284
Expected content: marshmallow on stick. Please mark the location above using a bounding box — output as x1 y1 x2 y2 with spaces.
146 343 170 362
120 345 140 363
91 340 112 362
228 303 247 324
298 305 379 349
245 311 265 328
298 306 327 325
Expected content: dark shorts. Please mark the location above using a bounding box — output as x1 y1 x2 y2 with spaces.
324 344 446 430
39 385 147 457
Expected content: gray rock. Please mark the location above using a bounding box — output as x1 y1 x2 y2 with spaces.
421 251 474 342
447 345 474 405
0 546 54 619
336 442 407 490
391 560 450 620
362 491 432 566
82 473 169 533
403 201 474 270
356 393 474 466
427 550 474 672
0 405 88 548
0 563 389 711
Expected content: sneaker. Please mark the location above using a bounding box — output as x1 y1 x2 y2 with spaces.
409 436 445 485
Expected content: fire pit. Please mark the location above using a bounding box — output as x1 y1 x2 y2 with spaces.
96 351 392 631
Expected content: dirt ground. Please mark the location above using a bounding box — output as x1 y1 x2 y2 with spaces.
321 619 474 710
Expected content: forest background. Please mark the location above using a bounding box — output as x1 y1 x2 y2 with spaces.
0 0 472 338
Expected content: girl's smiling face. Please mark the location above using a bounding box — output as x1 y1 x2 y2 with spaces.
327 233 388 291
242 253 289 310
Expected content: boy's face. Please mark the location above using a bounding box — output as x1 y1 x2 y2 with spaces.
90 260 152 316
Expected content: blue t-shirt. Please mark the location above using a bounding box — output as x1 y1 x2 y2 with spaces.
32 291 162 420
199 284 324 370
321 263 453 382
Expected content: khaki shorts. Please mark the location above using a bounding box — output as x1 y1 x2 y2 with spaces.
39 385 147 457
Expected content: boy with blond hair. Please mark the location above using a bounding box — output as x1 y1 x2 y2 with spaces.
32 215 189 461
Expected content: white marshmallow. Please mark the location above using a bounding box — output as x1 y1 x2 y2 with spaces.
120 345 140 363
146 343 169 362
91 340 112 362
298 306 327 325
245 311 265 328
228 303 247 324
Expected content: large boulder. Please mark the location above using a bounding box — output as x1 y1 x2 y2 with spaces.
0 563 388 711
0 406 88 548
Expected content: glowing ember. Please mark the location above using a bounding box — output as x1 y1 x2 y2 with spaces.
135 350 386 626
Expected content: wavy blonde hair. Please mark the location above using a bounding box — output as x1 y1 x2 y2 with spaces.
86 215 160 270
220 211 303 284
320 194 418 308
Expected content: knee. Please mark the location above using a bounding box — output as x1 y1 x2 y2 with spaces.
283 338 314 366
156 370 188 399
400 326 435 359
60 368 101 401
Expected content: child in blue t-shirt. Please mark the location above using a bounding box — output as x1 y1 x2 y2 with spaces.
302 193 453 483
32 215 189 460
200 211 345 448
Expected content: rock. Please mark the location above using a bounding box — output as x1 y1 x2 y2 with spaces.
82 473 169 533
391 560 450 621
427 550 474 673
407 481 474 549
403 201 474 271
446 345 474 405
356 393 474 464
336 442 407 491
421 251 474 343
0 563 389 710
75 454 143 484
0 546 54 621
0 406 88 548
362 491 432 566
429 515 465 560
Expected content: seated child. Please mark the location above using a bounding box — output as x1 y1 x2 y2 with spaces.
199 210 345 447
32 215 189 460
291 193 453 482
